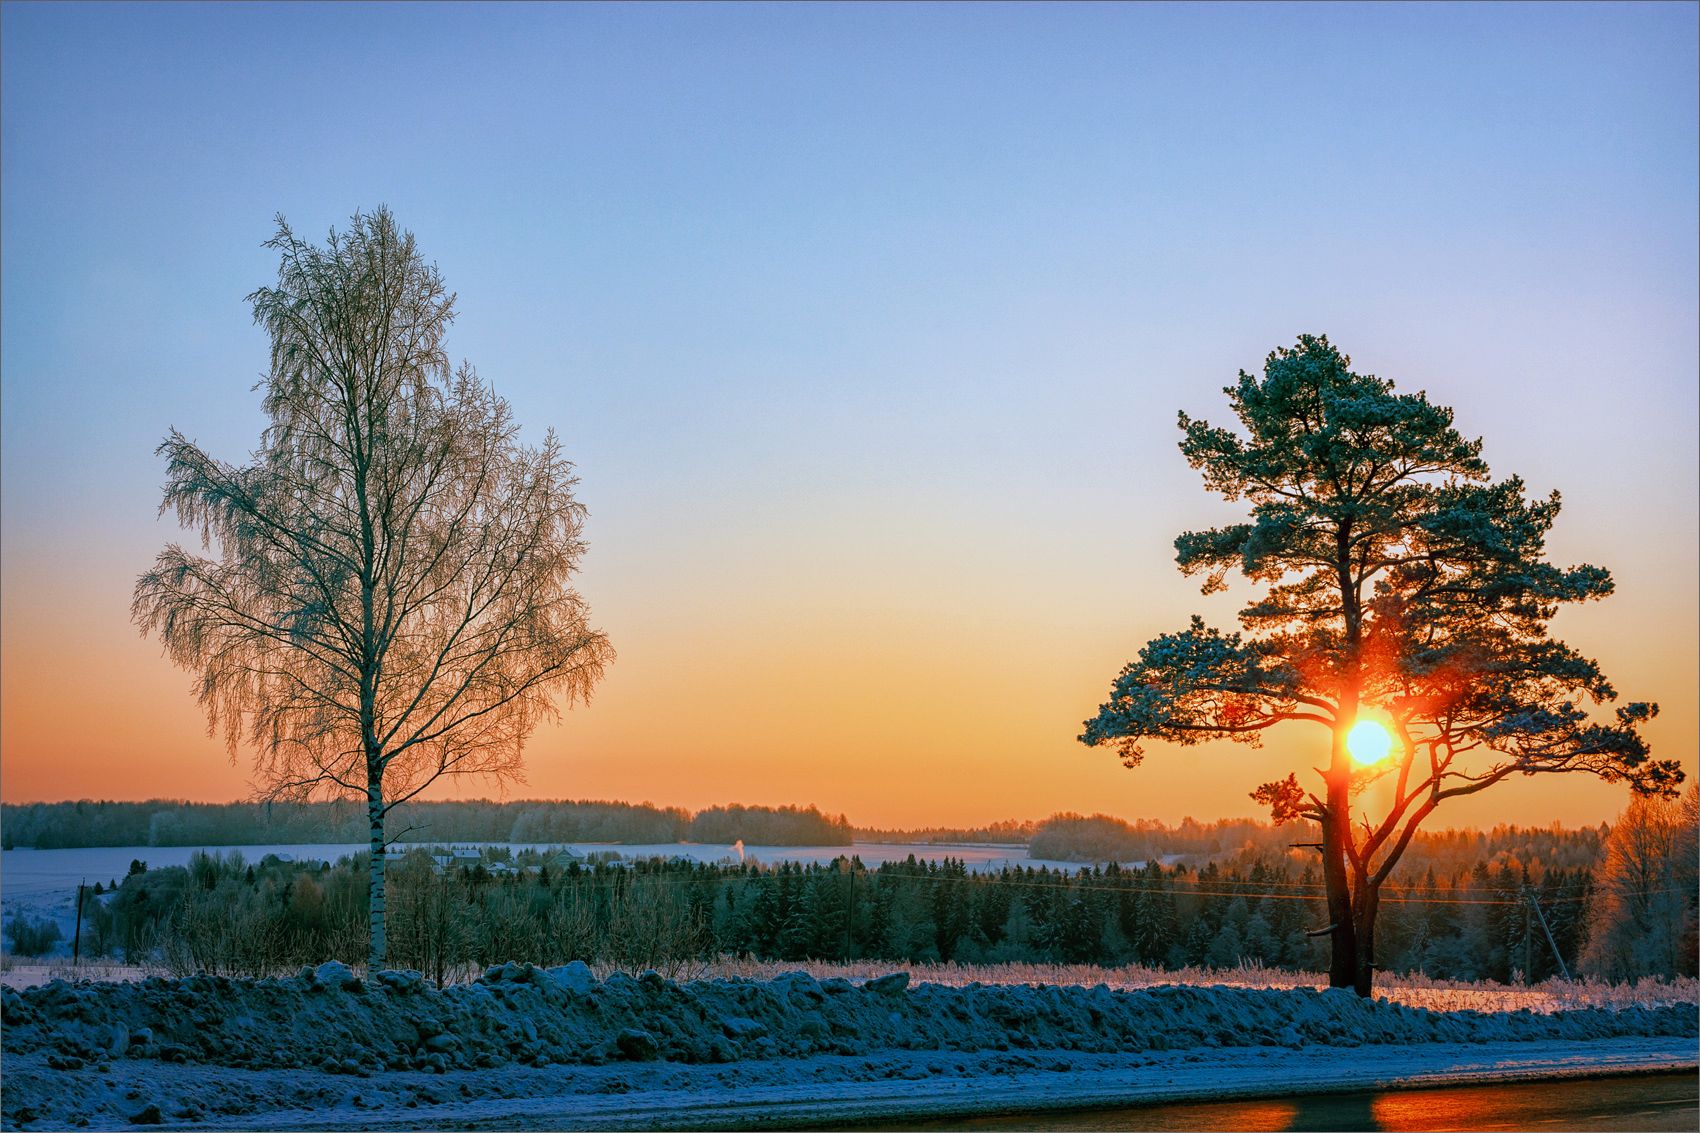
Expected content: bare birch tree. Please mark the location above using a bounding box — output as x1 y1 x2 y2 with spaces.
133 208 613 969
1581 785 1699 980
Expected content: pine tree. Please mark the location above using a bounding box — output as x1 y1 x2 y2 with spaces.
972 872 1014 950
1131 863 1178 965
1081 335 1679 994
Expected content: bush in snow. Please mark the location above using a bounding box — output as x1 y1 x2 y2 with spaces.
4 916 62 958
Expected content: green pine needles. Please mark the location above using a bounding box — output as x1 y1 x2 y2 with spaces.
1081 334 1682 995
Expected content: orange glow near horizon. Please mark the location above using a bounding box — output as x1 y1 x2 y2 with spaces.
2 540 1693 831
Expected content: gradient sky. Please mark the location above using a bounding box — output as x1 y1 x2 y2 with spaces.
3 2 1695 830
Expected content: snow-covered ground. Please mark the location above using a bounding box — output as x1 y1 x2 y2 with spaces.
1 841 1106 962
4 1036 1694 1130
1 841 1095 901
702 957 1700 1015
2 964 1695 1130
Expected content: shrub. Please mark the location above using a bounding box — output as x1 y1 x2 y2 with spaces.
5 915 62 957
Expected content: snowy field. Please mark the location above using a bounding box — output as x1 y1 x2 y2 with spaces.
1 841 1100 961
1 962 1695 1130
1 841 1087 899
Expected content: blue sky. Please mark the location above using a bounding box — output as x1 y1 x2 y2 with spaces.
3 2 1695 825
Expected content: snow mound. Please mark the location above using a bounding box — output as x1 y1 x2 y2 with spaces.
3 966 1694 1077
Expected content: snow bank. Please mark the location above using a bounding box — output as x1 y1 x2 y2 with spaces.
3 963 1693 1080
2 968 1695 1130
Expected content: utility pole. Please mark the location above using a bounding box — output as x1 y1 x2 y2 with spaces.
73 880 85 966
1518 881 1534 985
1525 886 1571 981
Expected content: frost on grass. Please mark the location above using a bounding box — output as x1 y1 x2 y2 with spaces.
2 966 1695 1130
701 958 1700 1015
3 963 1693 1078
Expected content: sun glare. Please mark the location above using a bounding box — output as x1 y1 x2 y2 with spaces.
1347 719 1393 765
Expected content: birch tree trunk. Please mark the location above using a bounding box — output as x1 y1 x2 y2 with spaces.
367 778 386 970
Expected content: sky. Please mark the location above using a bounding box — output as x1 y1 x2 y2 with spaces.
2 2 1695 830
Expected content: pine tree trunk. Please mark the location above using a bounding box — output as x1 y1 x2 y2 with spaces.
367 776 386 971
1323 719 1357 990
1353 886 1379 997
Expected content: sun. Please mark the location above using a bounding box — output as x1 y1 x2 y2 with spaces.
1346 719 1394 765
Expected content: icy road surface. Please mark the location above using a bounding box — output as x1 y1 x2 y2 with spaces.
3 1038 1693 1130
838 1070 1700 1132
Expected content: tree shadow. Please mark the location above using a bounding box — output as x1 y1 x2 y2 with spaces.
1282 1090 1382 1131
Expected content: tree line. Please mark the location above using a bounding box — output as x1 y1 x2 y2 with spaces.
1026 813 1608 875
6 798 1611 882
0 799 853 850
46 809 1693 985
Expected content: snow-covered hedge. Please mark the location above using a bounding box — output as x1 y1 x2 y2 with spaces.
3 963 1694 1077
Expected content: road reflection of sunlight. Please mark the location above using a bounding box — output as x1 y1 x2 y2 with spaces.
1372 1089 1460 1130
837 1074 1697 1132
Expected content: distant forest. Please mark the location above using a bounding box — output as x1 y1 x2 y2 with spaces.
13 796 1693 983
854 819 1040 844
45 845 1668 986
0 799 854 850
1021 812 1610 876
4 802 1615 876
851 811 1613 884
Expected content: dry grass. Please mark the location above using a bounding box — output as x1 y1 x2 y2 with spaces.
5 951 1693 1014
700 956 1700 1013
0 960 158 990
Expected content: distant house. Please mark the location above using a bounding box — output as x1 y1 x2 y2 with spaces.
263 852 328 869
421 848 486 874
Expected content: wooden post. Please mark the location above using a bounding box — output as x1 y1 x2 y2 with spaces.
73 880 85 966
1530 884 1543 979
1526 888 1571 981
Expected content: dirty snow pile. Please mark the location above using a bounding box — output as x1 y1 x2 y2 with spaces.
1 963 1695 1128
6 961 1696 1071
